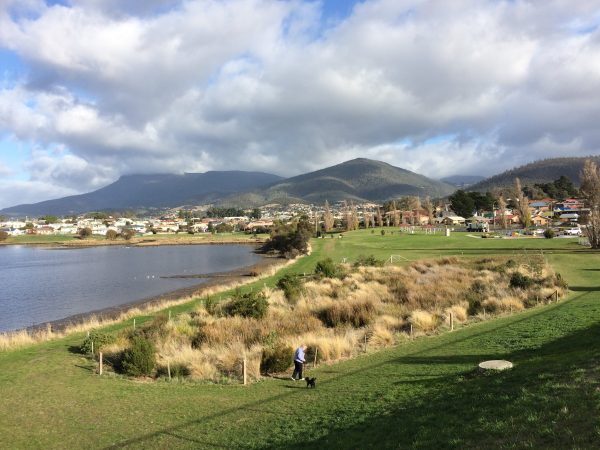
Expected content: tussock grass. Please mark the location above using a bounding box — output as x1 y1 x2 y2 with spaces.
145 255 566 383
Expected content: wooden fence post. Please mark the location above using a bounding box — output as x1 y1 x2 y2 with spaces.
99 352 103 376
167 361 171 381
133 318 136 330
450 312 454 331
168 310 171 321
243 356 247 386
314 348 318 368
364 334 368 353
91 341 94 355
410 324 413 338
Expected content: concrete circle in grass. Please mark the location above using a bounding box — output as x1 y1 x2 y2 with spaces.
478 360 513 371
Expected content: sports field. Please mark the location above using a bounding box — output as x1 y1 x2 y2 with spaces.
0 231 598 449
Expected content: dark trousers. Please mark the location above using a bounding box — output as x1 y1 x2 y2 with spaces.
292 360 303 380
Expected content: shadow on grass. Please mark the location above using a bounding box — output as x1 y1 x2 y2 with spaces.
67 345 83 355
569 286 600 292
104 292 597 450
286 322 600 450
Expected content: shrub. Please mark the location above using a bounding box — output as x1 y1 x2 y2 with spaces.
0 231 8 241
380 229 386 236
80 330 115 355
505 259 517 269
318 299 376 328
225 290 269 319
555 273 568 290
315 258 341 278
260 344 293 374
121 335 156 377
121 229 135 240
106 229 118 240
510 272 534 289
204 295 218 315
354 255 384 268
156 363 191 379
276 274 304 303
137 313 170 342
543 228 555 239
259 220 312 257
78 227 92 239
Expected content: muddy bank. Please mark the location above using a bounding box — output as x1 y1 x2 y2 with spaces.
27 253 285 334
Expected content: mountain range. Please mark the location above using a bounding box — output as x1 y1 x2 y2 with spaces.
1 171 283 216
220 158 455 207
2 155 599 216
1 158 454 216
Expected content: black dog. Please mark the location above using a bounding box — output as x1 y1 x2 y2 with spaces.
305 377 316 388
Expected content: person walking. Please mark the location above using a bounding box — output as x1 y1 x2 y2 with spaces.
291 344 306 381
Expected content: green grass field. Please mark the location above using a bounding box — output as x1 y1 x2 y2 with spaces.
1 231 599 449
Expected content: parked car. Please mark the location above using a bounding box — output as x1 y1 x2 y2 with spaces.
564 227 582 236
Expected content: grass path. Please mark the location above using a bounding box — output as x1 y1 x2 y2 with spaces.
1 232 599 448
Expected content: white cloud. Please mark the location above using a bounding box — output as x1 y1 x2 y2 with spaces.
0 0 600 208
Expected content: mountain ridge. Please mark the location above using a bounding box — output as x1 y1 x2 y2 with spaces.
469 156 600 192
1 158 455 216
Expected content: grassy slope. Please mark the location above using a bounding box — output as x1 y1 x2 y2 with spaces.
0 232 599 449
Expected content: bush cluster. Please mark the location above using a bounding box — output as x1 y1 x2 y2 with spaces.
156 363 191 379
121 335 156 377
0 231 8 241
544 228 555 239
259 219 312 258
225 290 269 319
276 274 304 303
260 344 293 374
314 258 344 279
353 254 384 268
80 330 115 355
510 272 534 289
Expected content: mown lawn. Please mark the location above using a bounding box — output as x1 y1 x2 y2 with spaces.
0 231 599 449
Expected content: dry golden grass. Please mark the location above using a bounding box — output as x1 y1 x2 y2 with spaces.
369 325 395 349
409 310 439 332
445 304 468 323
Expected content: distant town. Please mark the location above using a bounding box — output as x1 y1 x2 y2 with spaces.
0 195 589 239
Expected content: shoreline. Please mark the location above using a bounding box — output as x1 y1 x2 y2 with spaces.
0 234 268 249
24 250 285 334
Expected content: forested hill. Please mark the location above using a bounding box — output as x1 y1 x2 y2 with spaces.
469 156 600 192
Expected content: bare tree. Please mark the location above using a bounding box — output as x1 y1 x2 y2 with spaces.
409 196 421 225
347 201 360 231
390 201 401 227
423 196 434 225
376 208 383 227
581 159 600 248
497 194 508 229
323 200 334 233
514 178 531 228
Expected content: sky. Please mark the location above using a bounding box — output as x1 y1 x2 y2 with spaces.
1 0 600 209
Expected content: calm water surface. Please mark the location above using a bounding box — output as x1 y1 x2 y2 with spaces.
0 244 262 332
